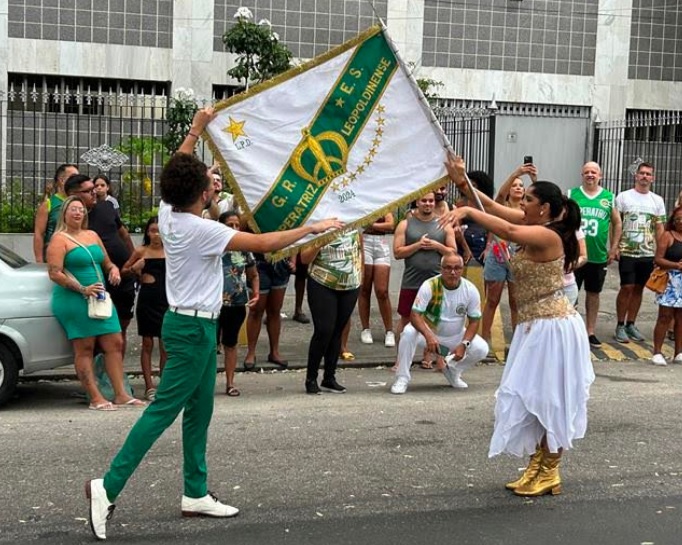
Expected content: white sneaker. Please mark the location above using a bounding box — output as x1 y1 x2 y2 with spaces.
443 365 468 389
651 353 668 366
390 377 409 394
384 331 396 347
181 492 239 518
674 353 682 364
85 479 115 540
360 329 374 344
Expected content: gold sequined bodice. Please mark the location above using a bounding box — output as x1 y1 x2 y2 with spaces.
510 252 575 324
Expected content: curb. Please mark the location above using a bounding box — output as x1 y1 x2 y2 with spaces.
19 356 501 383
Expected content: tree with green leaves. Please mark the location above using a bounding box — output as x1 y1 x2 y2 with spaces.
408 62 444 105
222 7 293 90
164 88 198 154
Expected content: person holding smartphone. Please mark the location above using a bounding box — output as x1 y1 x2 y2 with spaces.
390 252 488 394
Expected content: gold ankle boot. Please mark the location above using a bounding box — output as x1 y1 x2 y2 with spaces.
513 451 562 497
505 447 543 490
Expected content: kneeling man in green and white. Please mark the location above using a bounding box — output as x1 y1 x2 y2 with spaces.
391 252 487 394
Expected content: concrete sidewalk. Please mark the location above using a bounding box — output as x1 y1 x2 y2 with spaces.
24 249 666 381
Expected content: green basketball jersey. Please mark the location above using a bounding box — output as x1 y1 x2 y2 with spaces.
568 186 614 263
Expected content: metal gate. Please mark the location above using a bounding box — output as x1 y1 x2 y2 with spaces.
593 110 682 210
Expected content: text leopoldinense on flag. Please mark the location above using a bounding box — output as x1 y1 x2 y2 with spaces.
205 25 450 258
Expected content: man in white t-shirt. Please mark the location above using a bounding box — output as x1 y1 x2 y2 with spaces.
391 252 488 394
85 108 343 541
614 162 666 343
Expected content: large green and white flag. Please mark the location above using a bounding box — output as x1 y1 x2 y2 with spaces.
206 26 450 256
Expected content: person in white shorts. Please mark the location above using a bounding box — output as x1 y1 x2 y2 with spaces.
391 252 488 394
359 214 395 347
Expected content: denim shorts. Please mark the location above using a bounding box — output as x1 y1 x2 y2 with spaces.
257 260 291 294
483 253 514 283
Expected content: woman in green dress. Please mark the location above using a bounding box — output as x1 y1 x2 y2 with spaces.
47 196 144 410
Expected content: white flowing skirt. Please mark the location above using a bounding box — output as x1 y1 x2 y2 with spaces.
488 313 595 458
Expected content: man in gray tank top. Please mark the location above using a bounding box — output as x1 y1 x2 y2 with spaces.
393 191 456 358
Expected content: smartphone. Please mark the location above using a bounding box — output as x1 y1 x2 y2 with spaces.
438 344 450 357
523 155 533 165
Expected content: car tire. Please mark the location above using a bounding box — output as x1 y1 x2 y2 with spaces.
0 343 19 408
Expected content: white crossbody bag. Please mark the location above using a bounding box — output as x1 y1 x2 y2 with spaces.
63 234 113 320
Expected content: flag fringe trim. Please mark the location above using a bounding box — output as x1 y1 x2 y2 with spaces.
267 173 452 261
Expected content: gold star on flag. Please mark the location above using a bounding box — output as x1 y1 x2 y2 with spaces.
377 104 386 113
357 165 365 175
368 148 377 158
363 157 372 166
342 179 350 188
372 137 381 146
335 97 345 108
376 128 384 137
224 117 247 142
349 172 357 182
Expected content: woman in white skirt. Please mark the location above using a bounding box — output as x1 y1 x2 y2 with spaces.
443 155 594 497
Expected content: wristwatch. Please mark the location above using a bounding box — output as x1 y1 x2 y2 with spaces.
461 339 471 349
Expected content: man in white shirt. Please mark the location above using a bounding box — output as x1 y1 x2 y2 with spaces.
86 108 342 541
391 252 488 394
613 162 666 343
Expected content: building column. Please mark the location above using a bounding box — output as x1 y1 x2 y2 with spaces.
172 0 214 99
592 0 633 121
386 0 424 68
0 0 8 186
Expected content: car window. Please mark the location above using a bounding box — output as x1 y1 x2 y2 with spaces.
0 245 28 268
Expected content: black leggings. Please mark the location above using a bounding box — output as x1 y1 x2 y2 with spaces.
306 278 359 382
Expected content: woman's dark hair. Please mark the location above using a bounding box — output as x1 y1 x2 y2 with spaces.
64 174 92 196
93 173 112 193
142 216 159 246
665 206 682 231
530 181 582 272
466 170 495 199
160 153 210 209
218 210 240 225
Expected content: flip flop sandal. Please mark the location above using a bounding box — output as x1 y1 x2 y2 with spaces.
267 354 289 369
340 351 355 361
420 360 434 370
226 386 241 397
88 402 117 411
117 398 147 407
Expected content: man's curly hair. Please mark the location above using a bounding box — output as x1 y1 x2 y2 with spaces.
160 153 210 209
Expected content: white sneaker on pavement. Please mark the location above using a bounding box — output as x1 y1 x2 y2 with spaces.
651 353 668 366
390 377 409 394
360 329 374 344
384 331 396 347
181 492 239 518
674 353 682 364
85 478 115 540
443 365 468 389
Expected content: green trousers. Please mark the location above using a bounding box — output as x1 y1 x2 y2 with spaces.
103 311 217 502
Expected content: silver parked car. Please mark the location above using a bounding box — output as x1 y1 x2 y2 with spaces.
0 244 73 406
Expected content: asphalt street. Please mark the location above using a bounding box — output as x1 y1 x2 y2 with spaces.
4 241 680 543
2 360 681 544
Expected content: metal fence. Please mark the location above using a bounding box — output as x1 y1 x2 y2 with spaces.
0 90 495 233
429 105 495 208
0 89 214 233
593 110 682 211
